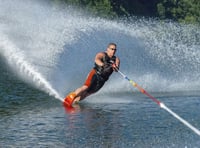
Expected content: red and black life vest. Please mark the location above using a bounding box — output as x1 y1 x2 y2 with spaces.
94 52 116 80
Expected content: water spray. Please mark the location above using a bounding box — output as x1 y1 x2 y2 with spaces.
117 69 200 136
0 37 63 101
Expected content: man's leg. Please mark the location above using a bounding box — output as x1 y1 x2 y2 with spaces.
73 69 96 102
73 85 89 102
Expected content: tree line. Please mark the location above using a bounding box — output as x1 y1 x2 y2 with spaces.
53 0 200 24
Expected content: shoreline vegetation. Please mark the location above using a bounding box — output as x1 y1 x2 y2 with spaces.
52 0 200 25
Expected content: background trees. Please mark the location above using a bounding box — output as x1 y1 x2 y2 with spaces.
53 0 200 24
157 0 200 24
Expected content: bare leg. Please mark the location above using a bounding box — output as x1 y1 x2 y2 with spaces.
73 85 92 102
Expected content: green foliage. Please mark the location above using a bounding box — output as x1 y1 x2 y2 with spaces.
87 0 117 18
157 0 200 24
52 0 200 24
61 0 118 19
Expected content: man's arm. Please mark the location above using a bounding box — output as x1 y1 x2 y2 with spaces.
112 57 120 71
115 57 120 68
94 52 105 66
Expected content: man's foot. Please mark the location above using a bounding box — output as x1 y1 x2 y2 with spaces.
73 98 80 104
63 92 76 107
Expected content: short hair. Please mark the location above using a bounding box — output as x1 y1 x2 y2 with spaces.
107 43 117 48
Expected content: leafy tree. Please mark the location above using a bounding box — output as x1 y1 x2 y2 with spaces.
52 0 200 24
157 0 200 24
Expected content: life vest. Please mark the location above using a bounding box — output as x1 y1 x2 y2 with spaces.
94 52 116 80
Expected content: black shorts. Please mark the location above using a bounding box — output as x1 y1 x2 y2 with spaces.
84 69 106 94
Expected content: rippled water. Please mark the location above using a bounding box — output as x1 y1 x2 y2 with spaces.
1 0 200 147
1 62 200 147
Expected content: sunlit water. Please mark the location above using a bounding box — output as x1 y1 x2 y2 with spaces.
1 66 200 147
0 0 200 147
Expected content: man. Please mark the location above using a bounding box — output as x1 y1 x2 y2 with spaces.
64 43 120 106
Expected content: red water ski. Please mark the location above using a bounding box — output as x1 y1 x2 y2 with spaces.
63 92 76 107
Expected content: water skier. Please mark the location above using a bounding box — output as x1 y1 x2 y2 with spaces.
64 43 120 106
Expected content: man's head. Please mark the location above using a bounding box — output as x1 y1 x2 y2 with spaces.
106 43 117 57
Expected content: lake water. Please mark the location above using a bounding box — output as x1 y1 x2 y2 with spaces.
1 62 200 147
0 0 200 147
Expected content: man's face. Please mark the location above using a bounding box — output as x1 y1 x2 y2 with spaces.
107 45 116 57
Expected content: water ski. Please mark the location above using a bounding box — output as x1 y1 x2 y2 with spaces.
63 92 76 107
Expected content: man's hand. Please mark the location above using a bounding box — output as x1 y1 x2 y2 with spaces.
112 63 119 72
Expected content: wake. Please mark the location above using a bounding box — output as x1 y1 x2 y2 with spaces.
0 35 63 101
